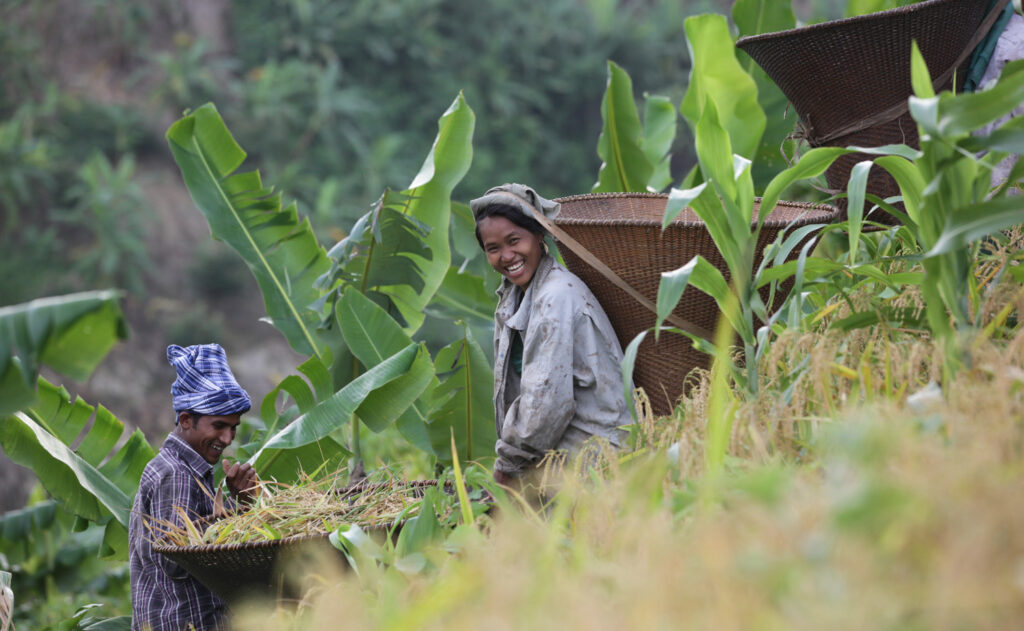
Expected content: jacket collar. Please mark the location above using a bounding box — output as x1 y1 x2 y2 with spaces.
495 254 554 331
163 432 214 477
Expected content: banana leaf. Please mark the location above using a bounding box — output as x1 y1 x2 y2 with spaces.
166 103 333 361
643 94 678 192
0 378 155 556
384 93 475 334
335 288 437 451
0 412 130 527
732 0 796 188
250 343 427 473
317 191 434 320
0 291 126 417
680 13 765 161
593 60 654 193
426 327 496 467
425 268 496 327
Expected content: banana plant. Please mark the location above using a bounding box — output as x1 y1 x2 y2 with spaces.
680 13 766 164
1 378 155 560
731 0 798 188
592 60 678 193
167 96 479 476
166 104 336 363
0 290 127 417
426 325 496 467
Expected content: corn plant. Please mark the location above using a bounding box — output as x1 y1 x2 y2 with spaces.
769 48 1024 376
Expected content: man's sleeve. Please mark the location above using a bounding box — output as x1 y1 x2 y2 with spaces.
145 468 198 580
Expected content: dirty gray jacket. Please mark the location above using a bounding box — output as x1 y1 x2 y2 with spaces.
492 254 632 475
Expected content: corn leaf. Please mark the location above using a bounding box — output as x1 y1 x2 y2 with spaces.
656 256 746 344
733 0 796 186
925 197 1024 257
761 147 849 217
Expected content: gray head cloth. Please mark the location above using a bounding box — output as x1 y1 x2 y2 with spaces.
469 183 561 222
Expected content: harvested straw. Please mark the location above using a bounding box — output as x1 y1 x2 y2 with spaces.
153 470 454 548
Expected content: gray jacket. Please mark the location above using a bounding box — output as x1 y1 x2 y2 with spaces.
492 254 632 474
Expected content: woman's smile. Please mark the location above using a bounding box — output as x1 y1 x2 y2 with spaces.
478 216 544 288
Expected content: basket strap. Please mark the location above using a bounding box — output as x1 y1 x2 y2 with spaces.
527 209 715 342
810 0 1012 145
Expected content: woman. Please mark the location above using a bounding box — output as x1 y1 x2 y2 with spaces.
470 183 632 488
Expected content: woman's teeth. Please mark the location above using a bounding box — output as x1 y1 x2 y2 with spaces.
507 261 524 274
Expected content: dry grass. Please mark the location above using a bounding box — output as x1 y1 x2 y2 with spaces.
225 320 1024 630
154 471 452 547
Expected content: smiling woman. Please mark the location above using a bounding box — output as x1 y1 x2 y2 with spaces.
470 184 633 500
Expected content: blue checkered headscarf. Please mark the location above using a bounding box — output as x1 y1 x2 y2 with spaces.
167 343 251 417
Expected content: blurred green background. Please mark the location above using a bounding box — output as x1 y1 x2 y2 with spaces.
0 0 849 513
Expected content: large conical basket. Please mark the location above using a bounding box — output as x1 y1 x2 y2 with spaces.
553 193 836 416
736 0 1000 224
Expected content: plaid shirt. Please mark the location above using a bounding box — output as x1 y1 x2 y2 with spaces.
129 433 226 631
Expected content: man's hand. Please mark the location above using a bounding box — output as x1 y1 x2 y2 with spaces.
493 469 515 487
223 459 258 505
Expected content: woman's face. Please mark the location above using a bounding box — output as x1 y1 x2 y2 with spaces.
477 215 544 288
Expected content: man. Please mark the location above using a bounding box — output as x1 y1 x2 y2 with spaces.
129 343 258 631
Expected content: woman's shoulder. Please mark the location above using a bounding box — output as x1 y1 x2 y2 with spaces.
532 259 603 314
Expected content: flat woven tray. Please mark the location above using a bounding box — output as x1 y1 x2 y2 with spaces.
152 479 446 603
553 193 836 415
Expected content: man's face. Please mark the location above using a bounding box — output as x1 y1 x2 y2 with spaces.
177 412 242 464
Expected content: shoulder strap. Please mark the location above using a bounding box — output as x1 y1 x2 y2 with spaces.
527 209 714 342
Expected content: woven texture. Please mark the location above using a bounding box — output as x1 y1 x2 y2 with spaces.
152 480 447 603
154 533 342 603
553 193 836 416
736 0 992 224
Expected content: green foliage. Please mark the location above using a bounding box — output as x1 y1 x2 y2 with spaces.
229 0 700 215
593 61 655 193
426 327 497 467
167 95 481 473
166 102 335 361
732 0 799 189
0 291 127 416
680 14 766 162
57 153 150 295
147 35 234 115
1 378 156 560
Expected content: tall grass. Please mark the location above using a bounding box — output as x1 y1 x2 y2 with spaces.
228 315 1024 629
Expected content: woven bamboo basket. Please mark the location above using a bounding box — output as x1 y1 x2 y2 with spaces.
736 0 998 225
153 531 345 603
152 479 453 603
553 193 836 416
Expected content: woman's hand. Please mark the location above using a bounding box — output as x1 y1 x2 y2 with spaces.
223 459 259 504
493 469 515 487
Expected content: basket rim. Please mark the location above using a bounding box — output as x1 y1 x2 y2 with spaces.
735 0 965 46
152 530 341 555
553 192 837 228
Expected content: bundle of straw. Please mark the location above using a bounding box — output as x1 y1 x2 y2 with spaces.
152 471 452 548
